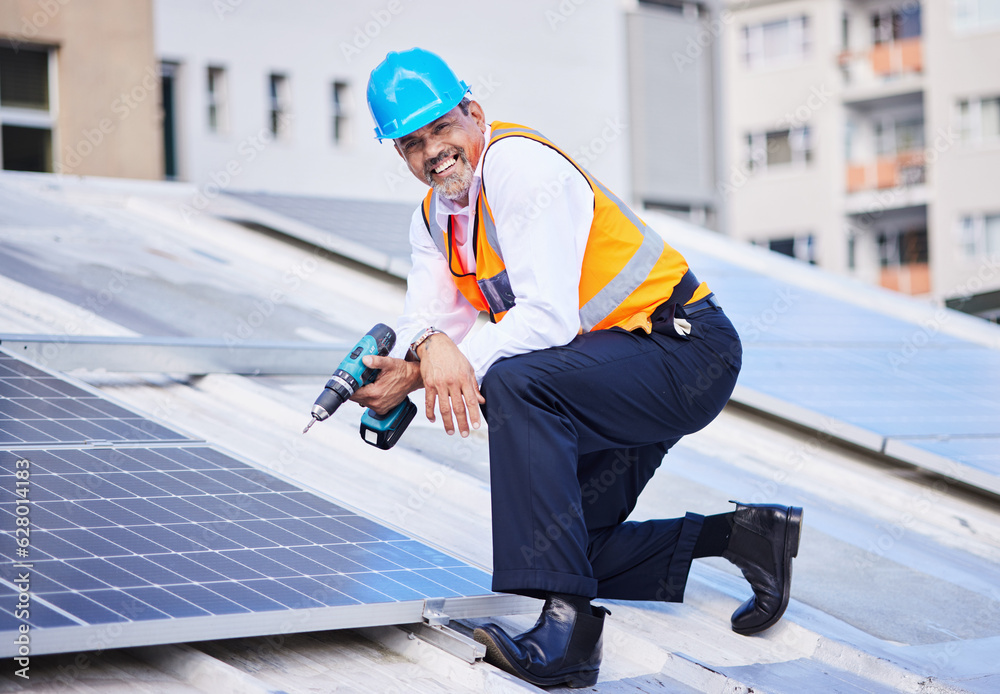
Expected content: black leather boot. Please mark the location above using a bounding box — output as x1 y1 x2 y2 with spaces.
473 595 610 688
723 501 803 635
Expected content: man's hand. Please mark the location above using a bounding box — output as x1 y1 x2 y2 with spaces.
417 333 485 437
350 356 421 414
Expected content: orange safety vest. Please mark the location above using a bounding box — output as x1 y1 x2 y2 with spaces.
420 121 710 331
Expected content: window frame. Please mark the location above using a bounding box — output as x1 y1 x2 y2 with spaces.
206 65 229 135
0 44 57 172
878 227 928 267
741 15 811 70
953 0 1000 33
745 125 813 173
871 6 922 45
956 94 1000 144
765 233 817 264
959 212 1000 258
268 72 291 140
332 80 350 146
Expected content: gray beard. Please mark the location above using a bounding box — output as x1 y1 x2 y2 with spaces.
429 151 474 202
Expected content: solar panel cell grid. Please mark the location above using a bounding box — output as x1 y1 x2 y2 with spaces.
0 353 191 445
3 445 495 636
1 349 506 657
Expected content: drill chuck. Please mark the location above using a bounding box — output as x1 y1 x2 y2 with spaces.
303 371 359 433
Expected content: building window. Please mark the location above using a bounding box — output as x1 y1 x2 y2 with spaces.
0 46 48 109
871 6 921 44
868 115 927 187
638 0 689 13
960 213 1000 258
741 16 810 69
207 66 228 134
746 126 812 172
878 227 930 293
957 95 1000 143
879 228 928 267
268 73 290 139
845 119 857 160
161 62 179 179
875 116 926 155
768 234 816 264
332 81 349 145
954 0 1000 31
895 117 925 152
0 45 54 172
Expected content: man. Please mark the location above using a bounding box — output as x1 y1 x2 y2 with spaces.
355 48 803 689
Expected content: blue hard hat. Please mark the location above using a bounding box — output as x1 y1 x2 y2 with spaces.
367 48 470 140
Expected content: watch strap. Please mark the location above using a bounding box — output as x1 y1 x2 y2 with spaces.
408 327 442 361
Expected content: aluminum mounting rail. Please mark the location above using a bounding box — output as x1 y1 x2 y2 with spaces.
0 334 353 376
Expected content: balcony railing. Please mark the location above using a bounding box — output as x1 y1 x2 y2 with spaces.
880 262 930 295
846 150 925 192
838 37 923 90
870 37 922 76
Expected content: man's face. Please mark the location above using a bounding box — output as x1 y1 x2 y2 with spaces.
395 101 486 205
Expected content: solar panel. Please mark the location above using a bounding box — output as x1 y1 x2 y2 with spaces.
0 353 190 445
225 191 414 278
668 241 1000 489
897 436 1000 467
0 350 526 657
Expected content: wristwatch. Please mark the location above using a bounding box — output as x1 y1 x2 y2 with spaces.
407 327 443 361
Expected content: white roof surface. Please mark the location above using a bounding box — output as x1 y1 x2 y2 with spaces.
1 171 998 693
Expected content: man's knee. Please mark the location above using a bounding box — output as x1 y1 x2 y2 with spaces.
482 356 541 401
481 357 550 431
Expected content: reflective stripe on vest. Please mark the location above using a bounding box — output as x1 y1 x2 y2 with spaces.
422 188 514 321
421 121 710 330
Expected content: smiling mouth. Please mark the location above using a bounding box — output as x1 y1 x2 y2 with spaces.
430 154 459 177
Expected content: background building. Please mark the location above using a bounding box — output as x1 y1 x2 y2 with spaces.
625 0 725 229
0 0 161 178
153 0 727 219
153 0 634 202
2 0 997 316
720 0 1000 317
925 0 1000 319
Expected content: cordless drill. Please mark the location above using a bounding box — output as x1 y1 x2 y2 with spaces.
302 323 417 450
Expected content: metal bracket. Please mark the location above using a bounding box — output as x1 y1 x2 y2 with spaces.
400 622 486 664
422 598 449 626
394 598 486 663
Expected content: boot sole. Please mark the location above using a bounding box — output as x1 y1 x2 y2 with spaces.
473 628 599 688
733 505 803 636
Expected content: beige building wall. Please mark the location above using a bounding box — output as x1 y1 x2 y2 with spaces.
723 0 1000 311
721 0 845 271
0 0 161 179
924 0 1000 303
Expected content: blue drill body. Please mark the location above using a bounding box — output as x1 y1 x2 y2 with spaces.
303 323 417 449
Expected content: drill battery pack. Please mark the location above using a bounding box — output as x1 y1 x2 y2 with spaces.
359 396 418 450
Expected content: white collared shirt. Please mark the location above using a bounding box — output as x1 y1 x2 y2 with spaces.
394 124 596 383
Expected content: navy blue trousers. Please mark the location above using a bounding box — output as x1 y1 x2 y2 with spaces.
480 306 741 602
